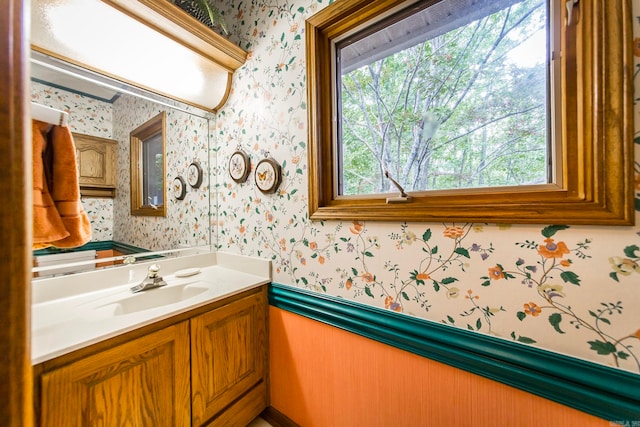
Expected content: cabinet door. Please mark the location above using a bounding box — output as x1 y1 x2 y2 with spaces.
73 132 117 197
191 290 267 426
40 322 191 427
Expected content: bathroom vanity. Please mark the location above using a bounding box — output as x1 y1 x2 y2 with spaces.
31 252 270 426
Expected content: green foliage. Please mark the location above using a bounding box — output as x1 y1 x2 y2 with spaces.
548 313 565 333
339 0 548 195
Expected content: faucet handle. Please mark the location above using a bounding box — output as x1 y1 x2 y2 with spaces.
148 264 160 278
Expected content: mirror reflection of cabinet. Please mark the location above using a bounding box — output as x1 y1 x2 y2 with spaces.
74 133 117 198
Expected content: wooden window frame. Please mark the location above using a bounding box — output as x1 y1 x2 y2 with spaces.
130 112 167 217
306 0 635 225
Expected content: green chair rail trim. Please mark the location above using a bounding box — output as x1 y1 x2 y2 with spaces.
269 283 640 422
33 240 149 256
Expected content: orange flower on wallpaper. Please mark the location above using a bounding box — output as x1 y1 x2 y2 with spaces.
415 272 430 281
345 279 353 290
633 329 640 340
443 226 465 239
538 238 570 258
361 272 374 282
350 221 364 234
309 241 318 250
384 296 396 309
488 265 505 280
524 302 542 316
634 37 640 56
318 255 326 264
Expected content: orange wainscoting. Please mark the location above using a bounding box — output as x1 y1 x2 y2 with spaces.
269 306 613 427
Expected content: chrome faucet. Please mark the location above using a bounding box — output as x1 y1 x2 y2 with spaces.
130 264 167 293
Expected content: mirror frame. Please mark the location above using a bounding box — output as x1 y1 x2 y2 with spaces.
306 0 635 225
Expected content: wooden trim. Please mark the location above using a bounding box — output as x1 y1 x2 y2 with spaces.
260 406 300 427
269 283 640 422
306 0 634 225
0 0 32 425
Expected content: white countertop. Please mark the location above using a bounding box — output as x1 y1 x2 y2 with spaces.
31 251 271 364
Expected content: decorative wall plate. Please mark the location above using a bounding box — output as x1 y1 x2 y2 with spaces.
173 176 187 200
229 150 250 183
187 161 203 188
255 158 282 194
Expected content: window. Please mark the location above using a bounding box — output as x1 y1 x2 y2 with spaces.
306 0 634 225
130 112 166 217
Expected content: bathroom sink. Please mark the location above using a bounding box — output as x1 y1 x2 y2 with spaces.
95 282 210 316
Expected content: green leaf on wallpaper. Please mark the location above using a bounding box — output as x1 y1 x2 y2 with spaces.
634 135 640 144
609 272 619 282
364 251 374 257
481 279 491 287
548 313 565 333
588 340 616 355
365 286 374 298
280 32 285 42
294 34 301 40
446 315 455 324
430 246 438 255
298 6 305 12
517 311 526 321
402 292 409 301
541 224 570 238
510 332 536 343
560 271 581 285
422 229 432 241
617 351 630 360
441 277 458 285
476 318 482 330
432 280 440 292
623 244 639 258
351 267 358 276
301 277 308 285
454 247 470 258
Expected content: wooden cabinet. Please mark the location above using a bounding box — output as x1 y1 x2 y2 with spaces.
40 322 191 426
191 291 268 426
73 133 117 198
35 286 268 427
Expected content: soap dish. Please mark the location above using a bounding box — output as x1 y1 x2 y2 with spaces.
174 267 202 278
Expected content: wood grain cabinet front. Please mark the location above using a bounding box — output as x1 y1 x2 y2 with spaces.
40 321 191 427
35 286 269 427
191 291 268 426
73 132 118 198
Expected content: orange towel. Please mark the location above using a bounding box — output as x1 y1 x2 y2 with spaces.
33 120 69 248
32 120 92 249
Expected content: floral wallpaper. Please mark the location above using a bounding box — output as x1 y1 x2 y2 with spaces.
31 82 213 251
214 0 640 374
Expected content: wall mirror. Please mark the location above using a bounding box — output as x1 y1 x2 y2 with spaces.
31 50 214 278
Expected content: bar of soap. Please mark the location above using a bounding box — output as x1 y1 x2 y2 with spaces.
174 267 201 277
